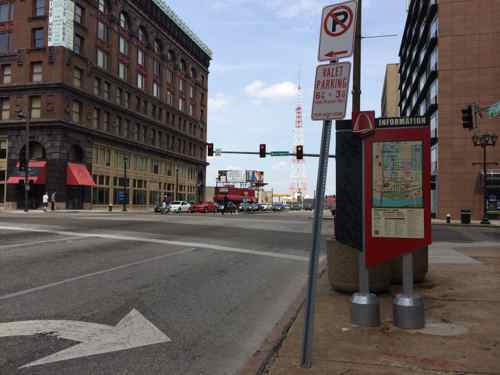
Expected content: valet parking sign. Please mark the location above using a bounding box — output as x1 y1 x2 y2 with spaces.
312 1 356 121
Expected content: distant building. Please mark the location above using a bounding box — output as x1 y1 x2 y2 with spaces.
399 0 500 219
381 63 400 117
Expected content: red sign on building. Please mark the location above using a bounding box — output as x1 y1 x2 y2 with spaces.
363 124 432 267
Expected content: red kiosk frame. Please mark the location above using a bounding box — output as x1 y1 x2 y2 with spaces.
363 125 432 268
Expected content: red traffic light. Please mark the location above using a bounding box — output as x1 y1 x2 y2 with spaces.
207 143 214 156
296 145 304 160
259 144 266 158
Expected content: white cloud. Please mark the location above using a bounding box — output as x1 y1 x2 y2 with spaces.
208 93 227 112
244 80 298 101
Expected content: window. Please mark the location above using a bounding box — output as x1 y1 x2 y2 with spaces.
119 36 128 55
178 79 184 92
153 60 160 76
73 67 82 88
2 65 11 84
188 104 193 116
1 98 10 120
118 63 127 80
180 60 187 73
74 4 83 24
153 82 160 98
138 27 146 43
103 112 110 131
167 91 173 106
97 21 108 42
30 96 42 119
96 49 109 70
103 81 110 100
116 87 122 105
124 92 129 109
0 32 11 52
98 0 108 14
92 108 100 128
119 12 128 30
32 28 45 49
189 86 194 98
178 98 184 111
166 70 173 84
137 72 144 90
72 101 81 123
0 140 6 158
34 0 45 16
137 49 144 66
74 34 83 55
94 77 101 96
0 3 14 22
30 62 42 82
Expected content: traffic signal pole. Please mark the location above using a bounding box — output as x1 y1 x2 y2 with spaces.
24 111 31 213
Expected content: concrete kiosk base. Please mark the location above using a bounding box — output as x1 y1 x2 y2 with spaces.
327 239 391 293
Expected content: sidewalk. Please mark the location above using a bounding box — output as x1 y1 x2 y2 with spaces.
432 218 500 227
259 243 500 375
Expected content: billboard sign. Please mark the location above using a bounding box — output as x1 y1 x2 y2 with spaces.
48 0 75 50
246 170 264 183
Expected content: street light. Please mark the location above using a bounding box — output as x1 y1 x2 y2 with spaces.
16 109 31 213
122 156 128 212
472 132 498 224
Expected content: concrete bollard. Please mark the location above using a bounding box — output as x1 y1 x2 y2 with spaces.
327 239 391 294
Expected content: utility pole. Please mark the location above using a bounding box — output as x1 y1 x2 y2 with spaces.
352 0 362 112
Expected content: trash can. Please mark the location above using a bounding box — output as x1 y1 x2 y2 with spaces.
460 209 471 224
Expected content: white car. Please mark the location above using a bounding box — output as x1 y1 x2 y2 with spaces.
169 201 191 213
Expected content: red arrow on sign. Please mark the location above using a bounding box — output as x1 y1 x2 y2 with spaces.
325 50 348 59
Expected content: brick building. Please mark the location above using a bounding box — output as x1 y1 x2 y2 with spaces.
398 0 500 219
0 0 211 210
381 63 400 117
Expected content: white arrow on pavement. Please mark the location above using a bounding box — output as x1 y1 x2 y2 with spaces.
0 309 171 368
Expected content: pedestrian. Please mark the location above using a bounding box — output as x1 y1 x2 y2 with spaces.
42 192 49 212
50 192 56 211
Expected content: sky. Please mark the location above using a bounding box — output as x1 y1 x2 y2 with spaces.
167 0 407 196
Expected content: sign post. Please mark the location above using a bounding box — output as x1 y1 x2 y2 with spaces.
301 1 357 369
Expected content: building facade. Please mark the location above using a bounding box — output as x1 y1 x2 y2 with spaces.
0 0 211 210
398 0 500 219
381 63 400 117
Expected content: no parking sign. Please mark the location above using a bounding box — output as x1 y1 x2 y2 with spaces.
318 0 357 61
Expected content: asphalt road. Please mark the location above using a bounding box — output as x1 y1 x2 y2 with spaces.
0 211 332 375
0 210 499 375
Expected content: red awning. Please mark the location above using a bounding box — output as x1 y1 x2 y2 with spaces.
66 163 96 187
7 161 47 185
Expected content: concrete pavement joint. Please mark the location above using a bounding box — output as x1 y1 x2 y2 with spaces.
0 248 196 302
0 225 310 262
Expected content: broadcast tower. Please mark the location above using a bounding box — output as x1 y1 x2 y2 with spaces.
290 77 307 201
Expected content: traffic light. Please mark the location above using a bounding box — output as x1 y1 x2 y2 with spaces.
259 144 266 158
462 105 474 129
296 145 304 160
207 143 214 157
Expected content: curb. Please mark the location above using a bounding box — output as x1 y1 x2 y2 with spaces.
432 222 500 229
239 258 328 375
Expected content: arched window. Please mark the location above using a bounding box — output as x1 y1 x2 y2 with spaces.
180 59 187 73
98 0 109 14
190 67 197 79
119 12 129 30
154 40 162 54
167 50 175 62
138 27 147 43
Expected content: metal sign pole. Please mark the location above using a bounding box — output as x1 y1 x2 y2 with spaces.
351 140 380 326
300 119 332 369
393 252 425 329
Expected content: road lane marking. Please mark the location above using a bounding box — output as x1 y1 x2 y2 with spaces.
0 236 84 253
0 248 196 302
0 225 310 262
0 309 171 368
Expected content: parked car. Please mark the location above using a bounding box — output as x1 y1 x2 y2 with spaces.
190 202 218 213
169 201 191 213
272 203 284 211
218 201 237 213
290 203 303 210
